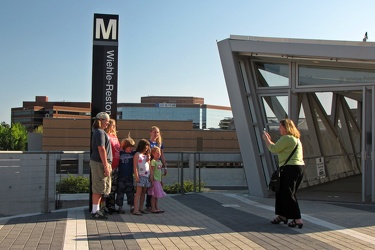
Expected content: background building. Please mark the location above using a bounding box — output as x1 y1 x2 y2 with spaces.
11 96 91 131
118 96 233 129
41 118 239 152
12 96 233 131
10 95 237 152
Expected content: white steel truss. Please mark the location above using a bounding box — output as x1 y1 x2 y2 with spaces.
218 36 375 201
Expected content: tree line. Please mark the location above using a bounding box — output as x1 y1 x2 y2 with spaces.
0 122 28 151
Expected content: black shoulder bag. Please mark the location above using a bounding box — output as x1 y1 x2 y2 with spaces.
268 142 299 193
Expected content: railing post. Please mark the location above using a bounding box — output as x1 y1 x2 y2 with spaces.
193 152 196 192
198 152 201 192
44 152 50 213
55 153 62 210
78 154 84 176
180 152 185 194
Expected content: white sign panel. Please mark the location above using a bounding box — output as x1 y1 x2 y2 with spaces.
316 157 325 177
158 103 176 108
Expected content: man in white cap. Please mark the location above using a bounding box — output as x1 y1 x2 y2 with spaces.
90 112 113 219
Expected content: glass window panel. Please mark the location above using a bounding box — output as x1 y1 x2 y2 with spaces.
118 106 232 129
316 92 333 115
345 97 357 109
298 105 305 121
254 62 289 87
262 98 277 123
299 65 375 86
12 110 33 116
262 95 288 123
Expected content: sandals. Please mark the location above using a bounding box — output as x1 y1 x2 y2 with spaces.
270 216 288 224
288 219 303 229
132 211 143 216
151 210 165 214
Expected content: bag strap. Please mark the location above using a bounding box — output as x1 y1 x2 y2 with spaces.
281 140 299 167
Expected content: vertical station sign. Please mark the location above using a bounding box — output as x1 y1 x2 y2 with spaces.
91 13 119 119
90 14 119 210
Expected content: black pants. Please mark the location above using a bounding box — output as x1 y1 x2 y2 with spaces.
146 192 152 208
116 175 135 207
106 168 118 209
275 165 304 219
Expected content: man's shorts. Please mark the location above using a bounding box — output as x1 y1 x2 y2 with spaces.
90 160 112 195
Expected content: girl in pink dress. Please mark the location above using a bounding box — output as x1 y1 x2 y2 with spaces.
148 146 166 213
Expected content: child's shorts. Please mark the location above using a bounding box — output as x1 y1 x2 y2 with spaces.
137 176 151 188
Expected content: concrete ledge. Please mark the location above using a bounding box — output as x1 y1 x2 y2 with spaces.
58 193 89 201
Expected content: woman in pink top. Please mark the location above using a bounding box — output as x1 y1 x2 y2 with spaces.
104 119 121 213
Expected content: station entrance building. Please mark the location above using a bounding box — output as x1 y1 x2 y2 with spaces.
218 36 375 201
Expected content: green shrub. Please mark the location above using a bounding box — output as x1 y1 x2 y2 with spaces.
163 179 205 194
56 174 89 193
56 176 204 194
163 182 181 194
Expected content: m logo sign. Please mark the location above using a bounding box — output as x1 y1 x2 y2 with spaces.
93 14 119 41
91 13 119 121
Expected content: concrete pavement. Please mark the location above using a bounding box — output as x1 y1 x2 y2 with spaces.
0 188 374 249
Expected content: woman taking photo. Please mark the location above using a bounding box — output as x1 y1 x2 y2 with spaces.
262 118 305 229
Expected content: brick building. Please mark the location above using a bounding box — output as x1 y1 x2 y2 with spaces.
11 96 90 131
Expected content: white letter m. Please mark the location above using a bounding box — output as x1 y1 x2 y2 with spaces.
96 18 117 40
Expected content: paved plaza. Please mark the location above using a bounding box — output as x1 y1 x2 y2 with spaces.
0 183 374 250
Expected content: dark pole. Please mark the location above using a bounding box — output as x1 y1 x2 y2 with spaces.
90 13 119 212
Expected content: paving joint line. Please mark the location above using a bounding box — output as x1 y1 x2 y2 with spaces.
224 193 375 246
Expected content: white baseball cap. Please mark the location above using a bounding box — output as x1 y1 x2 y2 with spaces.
94 112 110 120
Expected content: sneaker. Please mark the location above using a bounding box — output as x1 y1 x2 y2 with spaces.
101 207 110 215
130 206 134 213
108 206 119 214
118 206 125 214
91 211 108 219
145 207 151 212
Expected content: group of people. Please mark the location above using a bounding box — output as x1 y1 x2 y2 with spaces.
90 112 305 228
90 112 167 219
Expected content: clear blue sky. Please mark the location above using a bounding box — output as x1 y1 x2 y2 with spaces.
1 1 374 124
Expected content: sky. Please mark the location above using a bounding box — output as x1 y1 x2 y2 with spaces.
1 1 375 124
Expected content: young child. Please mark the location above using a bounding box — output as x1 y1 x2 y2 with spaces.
146 126 167 211
132 139 151 215
148 146 166 213
116 134 136 214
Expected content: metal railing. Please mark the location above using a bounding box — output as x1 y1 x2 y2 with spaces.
0 151 244 217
